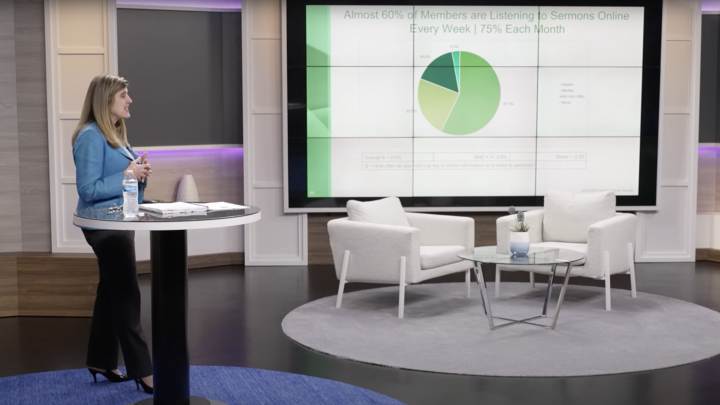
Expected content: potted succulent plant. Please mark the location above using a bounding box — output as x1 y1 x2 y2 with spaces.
508 206 530 256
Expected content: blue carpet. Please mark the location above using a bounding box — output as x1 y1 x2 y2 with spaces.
0 366 405 405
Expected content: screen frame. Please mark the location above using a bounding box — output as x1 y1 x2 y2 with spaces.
282 0 663 213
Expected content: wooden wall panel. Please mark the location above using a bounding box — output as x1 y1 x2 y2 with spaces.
0 252 243 317
0 1 23 253
0 255 19 317
16 254 98 317
308 214 340 265
15 0 51 252
308 213 503 265
696 248 720 262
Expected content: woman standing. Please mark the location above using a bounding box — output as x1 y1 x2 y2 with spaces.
72 74 154 394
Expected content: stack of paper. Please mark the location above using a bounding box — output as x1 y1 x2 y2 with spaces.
139 202 208 216
143 210 207 218
195 202 248 211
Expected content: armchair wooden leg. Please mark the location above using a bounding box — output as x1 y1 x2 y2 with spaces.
336 250 350 309
495 268 500 298
399 256 406 319
466 269 471 298
628 242 637 298
604 251 611 311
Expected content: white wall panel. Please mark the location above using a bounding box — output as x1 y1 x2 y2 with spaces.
252 188 302 259
56 0 105 49
57 54 105 115
188 229 230 255
250 40 282 112
660 114 690 184
665 0 693 38
59 119 77 179
252 114 283 185
663 41 692 112
250 0 280 39
644 187 689 253
60 183 86 245
227 226 243 251
135 230 150 259
696 213 711 249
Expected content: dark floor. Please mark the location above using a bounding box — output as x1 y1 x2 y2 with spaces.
2 262 720 405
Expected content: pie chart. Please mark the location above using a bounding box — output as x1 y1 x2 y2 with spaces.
418 51 501 135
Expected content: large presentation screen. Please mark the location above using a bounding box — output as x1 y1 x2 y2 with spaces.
286 0 662 212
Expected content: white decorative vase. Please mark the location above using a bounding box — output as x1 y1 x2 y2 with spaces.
176 174 199 202
509 231 530 256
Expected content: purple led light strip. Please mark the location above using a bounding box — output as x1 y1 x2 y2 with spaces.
116 0 241 9
132 148 243 154
704 0 720 12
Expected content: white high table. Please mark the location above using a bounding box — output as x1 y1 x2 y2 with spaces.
74 205 261 405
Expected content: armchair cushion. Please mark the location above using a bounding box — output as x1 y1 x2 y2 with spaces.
543 190 615 243
347 197 410 227
419 245 466 269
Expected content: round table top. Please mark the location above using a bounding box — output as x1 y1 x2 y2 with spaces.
73 204 261 231
457 245 585 265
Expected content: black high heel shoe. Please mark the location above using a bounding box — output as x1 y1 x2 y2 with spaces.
135 378 153 394
88 368 130 383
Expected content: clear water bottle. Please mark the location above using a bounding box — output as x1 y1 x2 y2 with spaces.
122 170 139 218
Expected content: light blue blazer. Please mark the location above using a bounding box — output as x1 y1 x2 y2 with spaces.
73 122 147 211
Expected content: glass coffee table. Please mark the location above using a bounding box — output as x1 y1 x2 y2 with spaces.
457 246 585 330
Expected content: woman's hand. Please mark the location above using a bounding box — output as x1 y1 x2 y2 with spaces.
140 152 153 183
125 152 152 182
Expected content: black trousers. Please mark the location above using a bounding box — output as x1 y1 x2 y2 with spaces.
82 229 153 379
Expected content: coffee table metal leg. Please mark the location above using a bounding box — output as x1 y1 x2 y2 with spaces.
473 264 495 330
541 264 558 317
550 263 574 330
473 261 576 331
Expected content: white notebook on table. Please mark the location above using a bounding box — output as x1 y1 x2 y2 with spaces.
194 202 248 211
139 202 208 215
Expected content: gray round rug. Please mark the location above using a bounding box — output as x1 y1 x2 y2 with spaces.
281 282 720 377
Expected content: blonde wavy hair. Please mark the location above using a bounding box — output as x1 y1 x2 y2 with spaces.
71 74 129 148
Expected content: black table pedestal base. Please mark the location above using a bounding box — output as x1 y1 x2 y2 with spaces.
131 397 227 405
124 231 230 405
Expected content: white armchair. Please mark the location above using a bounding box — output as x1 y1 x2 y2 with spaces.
495 191 637 311
328 197 475 318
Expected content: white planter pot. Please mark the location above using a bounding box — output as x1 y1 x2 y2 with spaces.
509 231 530 256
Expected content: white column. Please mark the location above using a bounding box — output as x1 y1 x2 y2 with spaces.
242 0 308 265
45 0 116 253
636 0 701 262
